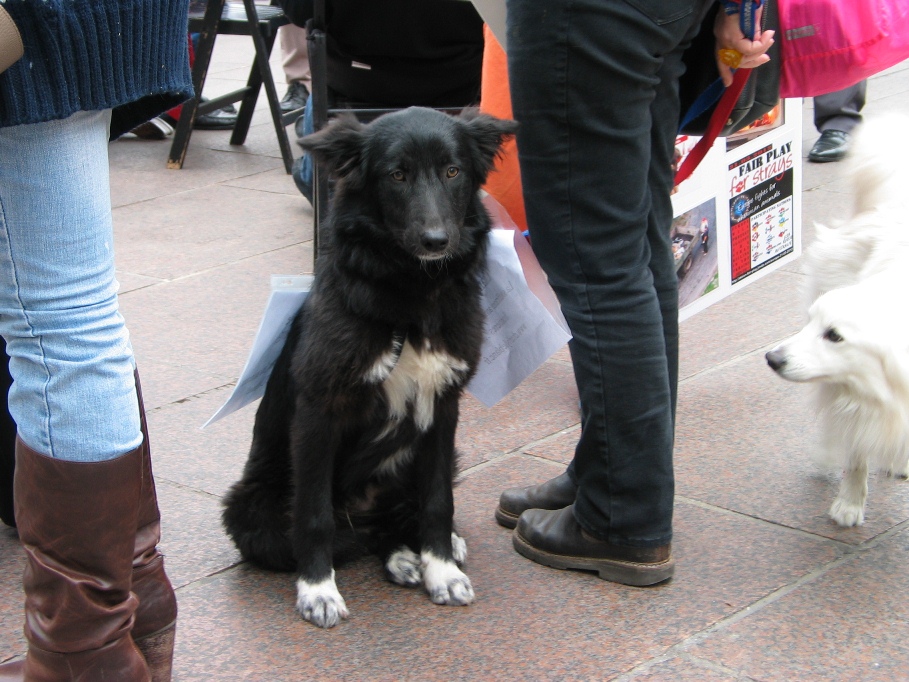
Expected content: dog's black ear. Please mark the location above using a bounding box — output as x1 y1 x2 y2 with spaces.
458 109 519 183
298 113 367 179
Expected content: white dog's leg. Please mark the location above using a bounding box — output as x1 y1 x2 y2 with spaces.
385 546 422 586
830 463 869 527
887 457 909 479
421 551 474 606
296 571 349 628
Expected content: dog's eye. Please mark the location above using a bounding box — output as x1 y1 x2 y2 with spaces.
390 170 405 182
446 166 460 178
823 327 844 343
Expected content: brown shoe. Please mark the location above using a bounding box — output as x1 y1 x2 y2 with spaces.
513 505 674 586
495 471 577 529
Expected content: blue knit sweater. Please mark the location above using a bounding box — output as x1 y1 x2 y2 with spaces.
0 0 193 138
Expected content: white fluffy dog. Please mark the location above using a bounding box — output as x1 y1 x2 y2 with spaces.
766 112 909 527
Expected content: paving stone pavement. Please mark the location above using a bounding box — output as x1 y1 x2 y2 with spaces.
2 34 909 682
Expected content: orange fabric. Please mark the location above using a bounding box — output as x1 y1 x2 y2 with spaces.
479 26 527 232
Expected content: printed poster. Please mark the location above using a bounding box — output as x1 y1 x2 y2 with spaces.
673 98 802 320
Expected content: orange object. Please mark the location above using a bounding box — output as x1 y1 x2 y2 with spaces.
717 48 743 68
479 26 527 232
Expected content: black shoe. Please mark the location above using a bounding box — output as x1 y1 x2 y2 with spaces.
193 103 238 130
808 129 850 163
160 101 238 131
281 81 309 113
513 505 675 586
495 471 577 529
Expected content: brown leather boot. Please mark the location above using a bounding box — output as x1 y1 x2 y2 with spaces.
1 439 150 681
495 471 578 529
131 372 177 682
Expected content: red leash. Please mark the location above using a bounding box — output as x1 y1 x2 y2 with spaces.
674 67 751 185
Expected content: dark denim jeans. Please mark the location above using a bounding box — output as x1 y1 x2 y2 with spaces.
507 0 712 547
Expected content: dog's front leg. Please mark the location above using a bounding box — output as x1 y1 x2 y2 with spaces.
416 396 474 606
289 403 348 628
830 460 869 527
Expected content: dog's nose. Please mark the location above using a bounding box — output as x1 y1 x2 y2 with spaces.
420 229 450 253
765 349 786 371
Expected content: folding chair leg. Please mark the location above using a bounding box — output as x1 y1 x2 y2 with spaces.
229 47 264 145
308 24 330 265
235 0 295 173
167 0 225 170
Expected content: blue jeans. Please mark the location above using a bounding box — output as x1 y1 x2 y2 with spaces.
0 111 141 462
507 0 711 546
292 94 315 195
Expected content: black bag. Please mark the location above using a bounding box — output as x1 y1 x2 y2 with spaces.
678 0 780 136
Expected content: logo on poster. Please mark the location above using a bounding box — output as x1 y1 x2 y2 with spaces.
729 142 792 195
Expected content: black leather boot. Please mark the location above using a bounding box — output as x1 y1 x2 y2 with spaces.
495 471 578 529
0 336 16 528
513 504 674 586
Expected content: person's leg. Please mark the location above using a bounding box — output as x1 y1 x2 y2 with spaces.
0 111 173 680
0 111 141 461
291 94 316 202
0 113 141 461
280 24 311 112
0 337 15 527
809 81 866 163
814 82 867 134
505 0 706 570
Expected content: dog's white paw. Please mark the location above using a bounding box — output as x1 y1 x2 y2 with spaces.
295 572 349 628
421 552 474 606
830 497 865 527
887 461 909 479
385 547 422 586
451 532 468 565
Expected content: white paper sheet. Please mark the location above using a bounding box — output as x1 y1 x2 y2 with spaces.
467 196 571 406
469 0 507 51
202 275 312 428
204 199 570 425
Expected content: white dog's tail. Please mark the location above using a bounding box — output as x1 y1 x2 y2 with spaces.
849 111 909 216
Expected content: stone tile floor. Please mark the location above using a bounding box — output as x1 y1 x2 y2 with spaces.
2 34 909 681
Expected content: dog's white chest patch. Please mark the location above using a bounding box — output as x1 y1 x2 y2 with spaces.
367 339 469 431
364 336 404 383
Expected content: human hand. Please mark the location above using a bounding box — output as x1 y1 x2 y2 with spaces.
714 6 775 87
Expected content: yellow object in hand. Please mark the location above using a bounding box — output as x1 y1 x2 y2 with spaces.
718 48 743 69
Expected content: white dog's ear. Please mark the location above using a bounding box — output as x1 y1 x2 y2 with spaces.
879 347 909 399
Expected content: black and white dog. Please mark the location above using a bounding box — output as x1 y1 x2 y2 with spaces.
222 107 517 628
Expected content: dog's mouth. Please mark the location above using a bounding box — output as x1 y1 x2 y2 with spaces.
417 251 452 262
410 227 461 262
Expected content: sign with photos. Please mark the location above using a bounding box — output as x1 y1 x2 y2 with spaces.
671 99 802 321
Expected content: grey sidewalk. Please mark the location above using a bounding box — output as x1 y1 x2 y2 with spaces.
2 34 909 680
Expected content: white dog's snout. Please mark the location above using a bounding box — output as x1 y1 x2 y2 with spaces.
765 348 787 372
